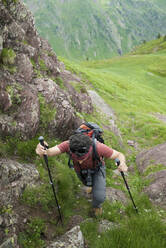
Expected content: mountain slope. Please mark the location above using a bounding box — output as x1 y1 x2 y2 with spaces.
61 36 166 149
1 0 166 245
23 0 166 60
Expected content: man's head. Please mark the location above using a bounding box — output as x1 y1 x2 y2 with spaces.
69 133 92 157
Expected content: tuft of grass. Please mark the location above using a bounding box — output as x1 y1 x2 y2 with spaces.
38 94 57 131
96 214 166 248
18 217 45 248
22 155 81 220
0 136 38 162
82 196 166 248
143 164 166 177
1 48 16 65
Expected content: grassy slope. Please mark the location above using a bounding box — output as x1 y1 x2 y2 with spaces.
23 0 166 60
62 37 166 150
23 0 117 60
9 37 166 247
58 38 166 247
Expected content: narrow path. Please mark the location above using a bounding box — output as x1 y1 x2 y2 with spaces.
88 90 123 147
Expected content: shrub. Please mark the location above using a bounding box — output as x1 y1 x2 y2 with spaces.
1 48 16 65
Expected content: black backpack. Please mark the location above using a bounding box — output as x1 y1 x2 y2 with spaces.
68 122 104 169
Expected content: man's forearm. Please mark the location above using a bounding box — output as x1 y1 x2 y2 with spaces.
46 146 61 157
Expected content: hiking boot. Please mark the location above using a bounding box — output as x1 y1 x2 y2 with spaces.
85 186 92 194
93 207 103 217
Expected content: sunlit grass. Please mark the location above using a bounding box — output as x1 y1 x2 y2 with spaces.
61 50 166 148
16 38 166 247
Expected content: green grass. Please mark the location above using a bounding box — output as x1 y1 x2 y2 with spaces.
7 37 166 247
23 0 166 60
18 217 45 248
60 41 166 246
94 213 166 248
81 196 166 248
70 51 166 149
132 37 166 55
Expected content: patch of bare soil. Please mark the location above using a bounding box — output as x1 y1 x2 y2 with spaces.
14 201 85 247
14 203 59 242
154 113 166 123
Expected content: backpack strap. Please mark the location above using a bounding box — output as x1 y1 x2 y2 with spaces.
92 134 103 169
68 151 74 169
92 136 100 162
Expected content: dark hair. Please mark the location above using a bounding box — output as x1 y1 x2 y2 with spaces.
69 134 92 155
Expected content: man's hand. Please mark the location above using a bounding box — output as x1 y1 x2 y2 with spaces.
117 161 128 172
36 142 48 157
111 150 128 172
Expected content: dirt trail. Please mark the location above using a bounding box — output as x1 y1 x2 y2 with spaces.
88 90 123 147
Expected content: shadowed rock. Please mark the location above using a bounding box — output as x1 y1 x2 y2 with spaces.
136 143 166 207
136 143 166 174
0 0 93 141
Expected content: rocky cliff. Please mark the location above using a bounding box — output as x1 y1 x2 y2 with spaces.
0 0 93 246
1 1 166 247
0 0 93 142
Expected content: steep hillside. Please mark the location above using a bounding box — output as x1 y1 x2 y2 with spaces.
1 1 166 247
23 0 166 60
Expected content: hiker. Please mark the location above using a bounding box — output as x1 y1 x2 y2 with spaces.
36 133 128 216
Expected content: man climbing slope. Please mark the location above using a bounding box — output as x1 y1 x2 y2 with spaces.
36 133 128 216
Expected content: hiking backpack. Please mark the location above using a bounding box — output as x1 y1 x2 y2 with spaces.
68 122 104 168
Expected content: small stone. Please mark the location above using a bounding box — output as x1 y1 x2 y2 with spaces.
127 140 135 146
23 218 27 223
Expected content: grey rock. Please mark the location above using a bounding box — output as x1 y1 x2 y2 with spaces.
47 225 84 248
136 143 166 207
16 54 33 82
144 170 166 206
0 216 3 226
136 142 166 174
0 158 39 206
106 187 127 204
0 35 3 52
98 219 119 233
0 236 16 248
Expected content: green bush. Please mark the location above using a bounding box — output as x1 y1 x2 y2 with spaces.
1 48 16 65
38 94 57 131
18 217 45 248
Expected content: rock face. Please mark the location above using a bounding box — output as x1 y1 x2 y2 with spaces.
106 187 127 205
0 1 93 246
0 0 93 141
136 143 166 174
136 143 166 207
0 158 40 246
0 158 39 206
144 170 166 207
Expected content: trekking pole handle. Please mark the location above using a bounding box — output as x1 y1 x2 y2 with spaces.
115 158 125 176
38 136 49 149
115 158 120 166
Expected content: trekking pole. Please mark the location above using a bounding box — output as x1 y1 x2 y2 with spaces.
115 158 138 213
38 136 63 225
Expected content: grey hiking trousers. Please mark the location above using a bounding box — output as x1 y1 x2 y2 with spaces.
77 166 106 208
